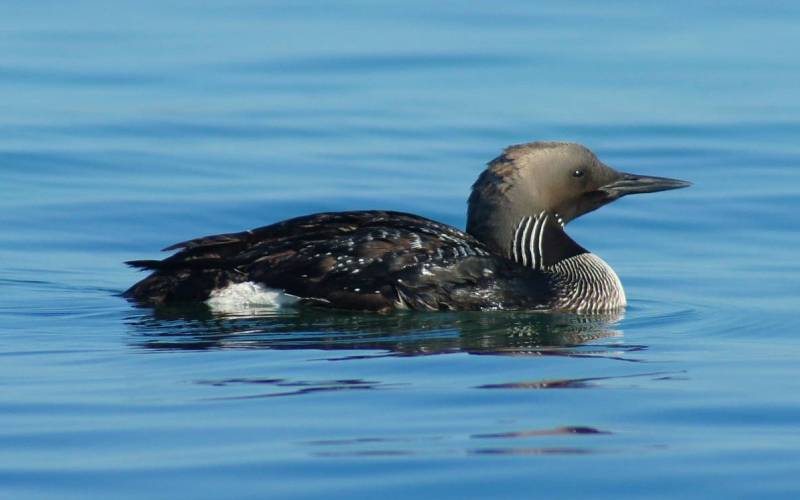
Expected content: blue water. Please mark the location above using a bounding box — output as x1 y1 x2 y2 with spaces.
2 1 800 498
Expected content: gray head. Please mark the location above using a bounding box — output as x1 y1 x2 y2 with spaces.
467 142 690 257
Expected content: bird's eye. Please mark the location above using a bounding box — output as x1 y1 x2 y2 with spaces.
572 169 585 178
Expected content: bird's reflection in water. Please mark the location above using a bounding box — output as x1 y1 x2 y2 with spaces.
126 304 639 360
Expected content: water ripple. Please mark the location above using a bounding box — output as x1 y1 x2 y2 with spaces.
125 308 627 359
476 370 685 390
196 377 393 400
227 52 521 75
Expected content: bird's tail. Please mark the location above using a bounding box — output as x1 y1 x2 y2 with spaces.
122 260 241 305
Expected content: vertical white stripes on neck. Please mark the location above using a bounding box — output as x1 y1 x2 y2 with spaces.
528 216 542 269
511 211 547 270
537 213 548 269
521 216 535 267
512 217 525 263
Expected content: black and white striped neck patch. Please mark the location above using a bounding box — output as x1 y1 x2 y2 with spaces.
511 211 549 270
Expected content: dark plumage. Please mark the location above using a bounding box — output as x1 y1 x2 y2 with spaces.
124 211 552 311
124 142 690 312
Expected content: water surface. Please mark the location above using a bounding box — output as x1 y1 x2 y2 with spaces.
2 1 800 499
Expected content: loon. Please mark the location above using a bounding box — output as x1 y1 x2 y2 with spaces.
123 142 690 313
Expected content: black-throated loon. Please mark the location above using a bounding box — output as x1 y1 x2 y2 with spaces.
123 142 690 313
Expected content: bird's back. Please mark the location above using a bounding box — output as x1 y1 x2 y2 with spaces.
123 210 554 311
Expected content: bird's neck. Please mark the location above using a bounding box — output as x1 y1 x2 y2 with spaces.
507 211 586 269
467 195 625 313
471 211 626 312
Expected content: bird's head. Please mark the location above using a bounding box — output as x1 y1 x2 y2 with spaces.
467 142 690 255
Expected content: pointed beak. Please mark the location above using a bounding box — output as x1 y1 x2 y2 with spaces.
600 172 691 198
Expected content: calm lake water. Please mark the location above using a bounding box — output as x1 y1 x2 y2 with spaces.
2 1 800 498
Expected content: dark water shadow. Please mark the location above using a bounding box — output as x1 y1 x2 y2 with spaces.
303 425 617 458
125 305 640 360
194 376 396 400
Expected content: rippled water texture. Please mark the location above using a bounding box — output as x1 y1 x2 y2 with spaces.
2 1 800 499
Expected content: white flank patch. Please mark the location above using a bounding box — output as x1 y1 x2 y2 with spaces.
205 282 299 313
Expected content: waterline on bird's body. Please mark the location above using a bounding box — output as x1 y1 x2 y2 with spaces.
205 282 299 313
